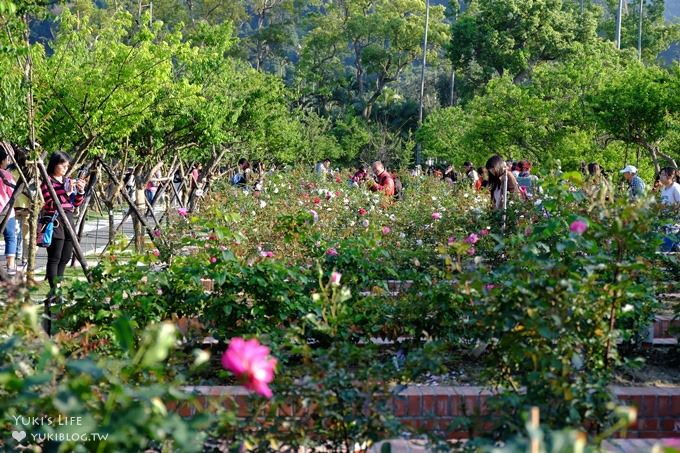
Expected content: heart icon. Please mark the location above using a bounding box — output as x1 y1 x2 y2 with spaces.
12 430 26 442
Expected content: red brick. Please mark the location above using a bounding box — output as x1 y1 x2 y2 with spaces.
177 403 193 417
464 395 478 415
423 395 435 415
672 396 680 416
479 395 489 415
447 431 468 439
435 396 449 416
479 421 495 434
400 417 416 429
435 420 452 431
235 395 249 417
278 403 294 417
639 418 660 430
660 431 680 438
393 397 407 417
450 395 463 416
629 396 642 411
638 431 665 439
661 419 674 431
422 420 436 430
641 396 657 416
657 397 672 416
408 395 421 416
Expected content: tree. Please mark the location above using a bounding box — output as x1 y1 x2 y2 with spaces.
449 0 595 87
589 62 678 170
33 10 175 161
299 0 449 120
598 0 680 61
241 0 302 73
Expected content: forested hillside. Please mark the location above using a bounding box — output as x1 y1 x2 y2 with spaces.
2 0 679 173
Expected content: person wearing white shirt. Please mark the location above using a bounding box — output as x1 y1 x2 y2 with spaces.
315 158 331 178
658 166 679 252
659 166 680 206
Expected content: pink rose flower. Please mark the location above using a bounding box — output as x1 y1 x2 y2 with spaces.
382 226 391 235
464 233 479 244
260 251 274 258
467 246 476 256
326 247 338 256
358 208 367 216
177 208 188 217
152 249 160 257
570 219 588 235
221 338 277 398
432 212 442 220
210 256 217 264
330 271 342 286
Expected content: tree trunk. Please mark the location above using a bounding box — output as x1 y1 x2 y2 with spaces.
106 199 115 242
23 14 36 149
26 164 41 281
133 186 145 253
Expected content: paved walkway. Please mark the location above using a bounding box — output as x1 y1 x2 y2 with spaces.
1 208 147 277
366 438 674 452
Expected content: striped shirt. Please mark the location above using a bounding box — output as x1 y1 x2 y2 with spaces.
41 177 84 215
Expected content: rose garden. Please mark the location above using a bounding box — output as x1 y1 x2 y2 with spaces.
1 0 680 451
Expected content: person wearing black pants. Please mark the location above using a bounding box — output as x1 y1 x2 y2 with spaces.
45 211 75 288
41 152 86 334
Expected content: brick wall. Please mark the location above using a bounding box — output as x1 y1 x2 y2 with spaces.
171 385 680 440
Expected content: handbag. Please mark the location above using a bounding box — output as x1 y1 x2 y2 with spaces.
37 212 59 248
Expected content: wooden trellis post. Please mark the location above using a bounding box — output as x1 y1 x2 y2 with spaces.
99 159 166 252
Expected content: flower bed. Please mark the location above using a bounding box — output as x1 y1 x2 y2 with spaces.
3 169 679 450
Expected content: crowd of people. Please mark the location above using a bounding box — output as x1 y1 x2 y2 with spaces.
0 150 678 282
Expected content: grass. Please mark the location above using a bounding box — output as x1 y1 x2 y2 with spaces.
29 266 89 302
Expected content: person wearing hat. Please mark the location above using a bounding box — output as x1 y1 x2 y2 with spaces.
620 165 646 200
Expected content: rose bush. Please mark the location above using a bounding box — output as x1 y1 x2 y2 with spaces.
7 167 674 445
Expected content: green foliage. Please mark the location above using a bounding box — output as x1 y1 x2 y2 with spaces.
299 0 449 119
0 301 210 452
450 0 593 84
474 177 662 432
588 62 680 168
34 9 176 155
598 0 680 62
